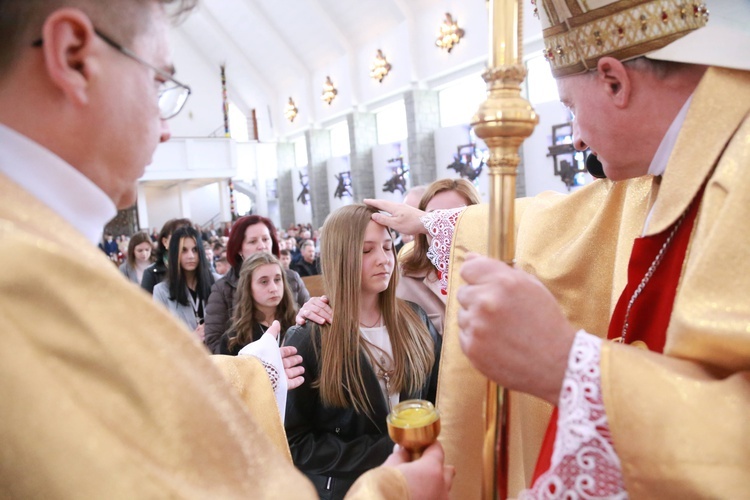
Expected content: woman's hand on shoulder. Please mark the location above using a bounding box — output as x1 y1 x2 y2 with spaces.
296 295 333 326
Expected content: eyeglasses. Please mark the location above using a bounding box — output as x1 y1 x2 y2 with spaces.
32 29 191 120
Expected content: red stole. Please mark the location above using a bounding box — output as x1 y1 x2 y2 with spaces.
530 190 703 484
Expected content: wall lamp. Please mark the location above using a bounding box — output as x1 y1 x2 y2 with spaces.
284 97 298 122
436 13 465 53
321 76 338 105
370 49 392 83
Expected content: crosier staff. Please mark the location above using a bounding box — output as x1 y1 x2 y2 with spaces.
470 0 538 498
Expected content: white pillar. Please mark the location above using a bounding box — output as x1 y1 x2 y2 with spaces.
217 179 232 223
136 184 150 231
178 182 192 221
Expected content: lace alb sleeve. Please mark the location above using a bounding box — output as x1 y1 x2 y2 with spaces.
421 207 466 290
237 332 288 421
519 330 626 499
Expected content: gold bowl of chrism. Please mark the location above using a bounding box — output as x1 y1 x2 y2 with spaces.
386 399 441 461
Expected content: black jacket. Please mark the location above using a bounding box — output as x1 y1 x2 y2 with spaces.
283 302 441 500
291 257 320 277
140 260 167 294
204 267 239 353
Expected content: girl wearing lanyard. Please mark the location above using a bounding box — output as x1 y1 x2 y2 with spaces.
283 204 441 500
153 226 215 342
218 252 297 355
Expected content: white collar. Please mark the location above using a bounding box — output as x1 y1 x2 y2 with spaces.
0 123 116 245
642 94 694 234
647 95 694 177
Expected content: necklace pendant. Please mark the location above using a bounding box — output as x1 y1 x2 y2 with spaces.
382 372 392 411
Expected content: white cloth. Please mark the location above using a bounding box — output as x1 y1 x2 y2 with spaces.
238 332 288 421
646 96 692 178
0 123 116 246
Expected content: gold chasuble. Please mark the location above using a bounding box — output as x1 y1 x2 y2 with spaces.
0 174 406 497
438 67 750 498
439 177 653 499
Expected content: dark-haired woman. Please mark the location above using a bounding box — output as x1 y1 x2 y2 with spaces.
153 226 215 342
141 218 191 294
203 215 309 353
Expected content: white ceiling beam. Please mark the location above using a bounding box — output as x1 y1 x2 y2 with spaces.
307 0 361 106
238 0 317 126
305 0 352 53
389 0 420 84
183 10 276 102
236 0 312 75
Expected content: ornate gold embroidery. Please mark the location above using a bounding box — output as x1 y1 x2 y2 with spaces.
541 1 709 77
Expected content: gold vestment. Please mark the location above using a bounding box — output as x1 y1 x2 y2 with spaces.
438 67 750 498
0 173 406 498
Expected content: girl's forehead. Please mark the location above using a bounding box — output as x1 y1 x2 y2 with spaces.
253 263 282 277
363 220 390 237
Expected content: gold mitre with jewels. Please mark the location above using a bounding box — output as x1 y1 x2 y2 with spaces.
535 0 709 76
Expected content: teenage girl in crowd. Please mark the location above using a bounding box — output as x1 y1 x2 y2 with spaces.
153 226 215 342
141 218 191 294
283 204 441 500
218 252 297 355
119 231 154 286
397 178 481 335
204 215 309 353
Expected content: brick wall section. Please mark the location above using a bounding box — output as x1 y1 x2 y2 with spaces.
404 89 440 187
305 129 332 229
347 112 377 202
276 142 296 229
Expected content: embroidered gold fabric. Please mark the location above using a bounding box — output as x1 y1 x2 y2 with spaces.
210 355 292 463
602 67 750 498
439 67 750 498
438 175 652 498
538 0 708 77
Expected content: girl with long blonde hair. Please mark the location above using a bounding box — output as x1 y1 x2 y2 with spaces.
284 204 441 500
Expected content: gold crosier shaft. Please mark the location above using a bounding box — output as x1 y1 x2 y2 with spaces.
470 1 538 498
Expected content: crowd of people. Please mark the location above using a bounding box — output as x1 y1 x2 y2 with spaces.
2 0 748 498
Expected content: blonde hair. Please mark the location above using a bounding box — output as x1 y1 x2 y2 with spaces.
401 178 481 276
228 252 296 352
317 204 435 415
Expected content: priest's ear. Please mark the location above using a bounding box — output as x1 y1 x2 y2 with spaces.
40 8 98 106
596 56 631 109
